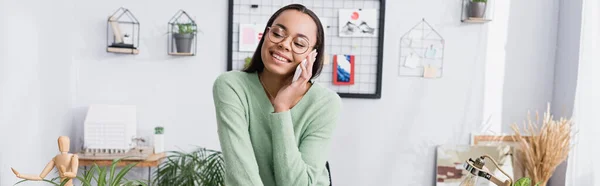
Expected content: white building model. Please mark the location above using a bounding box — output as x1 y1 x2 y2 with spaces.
83 104 137 154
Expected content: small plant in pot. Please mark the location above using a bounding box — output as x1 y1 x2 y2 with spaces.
153 147 225 186
469 0 487 18
173 23 197 53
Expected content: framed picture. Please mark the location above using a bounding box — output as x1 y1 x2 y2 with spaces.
436 145 513 186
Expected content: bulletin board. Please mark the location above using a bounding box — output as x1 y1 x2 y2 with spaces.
398 19 445 78
227 0 386 99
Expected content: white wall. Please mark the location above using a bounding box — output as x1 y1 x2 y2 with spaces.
66 0 230 181
500 0 560 132
0 0 74 185
377 0 560 184
341 0 491 184
1 1 46 185
69 0 228 155
549 0 584 185
0 0 6 183
0 0 571 185
565 0 600 183
552 0 583 118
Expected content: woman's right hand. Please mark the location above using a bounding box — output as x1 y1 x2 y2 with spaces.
272 49 317 112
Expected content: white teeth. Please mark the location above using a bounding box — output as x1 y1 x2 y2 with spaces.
273 53 287 62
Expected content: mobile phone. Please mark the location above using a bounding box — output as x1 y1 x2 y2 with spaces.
292 59 307 83
293 50 316 83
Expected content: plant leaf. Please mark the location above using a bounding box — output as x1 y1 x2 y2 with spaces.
76 176 93 186
98 165 107 186
112 162 138 186
153 147 225 186
58 178 71 186
515 177 532 186
84 165 97 184
41 179 60 186
109 158 119 184
12 179 28 185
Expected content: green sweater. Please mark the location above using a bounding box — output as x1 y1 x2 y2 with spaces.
212 71 342 186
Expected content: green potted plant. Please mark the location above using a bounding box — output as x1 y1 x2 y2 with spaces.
14 157 146 186
153 147 225 186
469 0 487 18
76 157 147 186
174 23 197 53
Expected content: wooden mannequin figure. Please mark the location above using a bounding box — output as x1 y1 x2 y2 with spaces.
11 136 79 186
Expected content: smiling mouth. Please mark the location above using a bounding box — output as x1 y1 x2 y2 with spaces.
270 51 292 63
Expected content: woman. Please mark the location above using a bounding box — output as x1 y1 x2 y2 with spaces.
212 3 342 186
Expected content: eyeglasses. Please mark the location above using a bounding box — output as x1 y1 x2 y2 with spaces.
266 25 313 54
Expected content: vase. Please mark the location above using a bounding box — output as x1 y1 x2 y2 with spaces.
469 2 486 18
174 33 194 53
154 126 164 154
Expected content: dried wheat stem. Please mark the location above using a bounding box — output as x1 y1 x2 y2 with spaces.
510 103 572 186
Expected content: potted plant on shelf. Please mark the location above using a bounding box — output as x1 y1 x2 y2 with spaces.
153 147 225 186
469 0 487 18
174 23 197 53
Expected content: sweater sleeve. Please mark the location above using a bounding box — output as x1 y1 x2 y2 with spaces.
268 94 342 186
212 76 265 186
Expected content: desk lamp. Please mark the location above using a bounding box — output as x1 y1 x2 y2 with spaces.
459 154 513 186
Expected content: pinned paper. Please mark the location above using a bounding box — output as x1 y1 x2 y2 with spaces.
333 54 355 85
423 65 437 78
339 9 378 37
404 53 421 69
242 27 254 44
424 45 437 58
239 24 265 52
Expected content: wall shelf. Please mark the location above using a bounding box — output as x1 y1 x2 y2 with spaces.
167 52 193 56
168 10 198 56
460 0 494 24
107 47 139 54
106 7 140 55
462 17 492 23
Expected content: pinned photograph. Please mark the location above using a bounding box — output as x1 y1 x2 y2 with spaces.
339 9 378 37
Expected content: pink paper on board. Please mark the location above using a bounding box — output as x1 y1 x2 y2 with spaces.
242 27 255 44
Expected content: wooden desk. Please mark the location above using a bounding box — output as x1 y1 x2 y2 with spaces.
78 152 166 167
77 152 166 185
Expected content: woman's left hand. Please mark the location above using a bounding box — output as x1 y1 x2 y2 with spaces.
272 50 317 112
